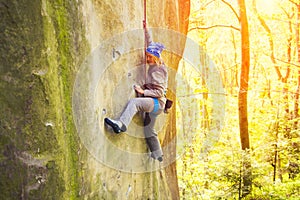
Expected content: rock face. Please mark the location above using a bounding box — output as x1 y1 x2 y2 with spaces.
0 0 189 199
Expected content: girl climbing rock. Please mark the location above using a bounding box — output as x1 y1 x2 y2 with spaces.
104 29 168 162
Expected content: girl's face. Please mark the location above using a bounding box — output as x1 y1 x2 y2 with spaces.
146 53 158 65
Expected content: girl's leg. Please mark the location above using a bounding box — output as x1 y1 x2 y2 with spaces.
119 97 154 127
105 98 154 133
144 112 163 161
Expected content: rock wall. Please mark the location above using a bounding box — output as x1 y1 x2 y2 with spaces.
0 0 88 199
0 0 190 199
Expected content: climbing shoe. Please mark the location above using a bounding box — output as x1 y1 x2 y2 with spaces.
150 152 163 162
104 118 126 134
157 157 163 162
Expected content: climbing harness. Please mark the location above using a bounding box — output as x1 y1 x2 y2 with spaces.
151 98 160 114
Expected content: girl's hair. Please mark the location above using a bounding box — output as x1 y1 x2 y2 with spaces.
152 54 163 66
146 52 164 66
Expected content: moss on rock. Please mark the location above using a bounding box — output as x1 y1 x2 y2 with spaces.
0 0 88 199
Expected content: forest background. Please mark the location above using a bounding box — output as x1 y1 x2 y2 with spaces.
176 0 300 199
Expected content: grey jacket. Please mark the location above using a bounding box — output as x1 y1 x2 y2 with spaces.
143 64 168 107
143 29 168 108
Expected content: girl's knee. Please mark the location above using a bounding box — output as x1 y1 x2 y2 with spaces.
127 99 136 107
128 98 138 104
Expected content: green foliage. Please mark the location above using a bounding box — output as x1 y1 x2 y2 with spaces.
177 1 300 198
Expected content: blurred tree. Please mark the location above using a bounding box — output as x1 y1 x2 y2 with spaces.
237 0 252 198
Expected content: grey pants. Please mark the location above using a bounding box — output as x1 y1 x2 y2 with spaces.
144 112 163 159
119 97 163 159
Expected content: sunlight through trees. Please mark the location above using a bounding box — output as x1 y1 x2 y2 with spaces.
177 0 300 199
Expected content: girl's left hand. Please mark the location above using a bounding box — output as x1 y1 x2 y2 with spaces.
134 85 144 94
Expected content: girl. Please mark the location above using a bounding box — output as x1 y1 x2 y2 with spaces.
105 32 168 162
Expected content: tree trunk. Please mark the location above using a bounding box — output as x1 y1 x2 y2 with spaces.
238 0 250 151
294 3 300 128
237 0 252 197
0 0 190 199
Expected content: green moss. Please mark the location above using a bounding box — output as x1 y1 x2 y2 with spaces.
42 0 89 199
0 149 28 199
0 0 47 199
0 0 89 199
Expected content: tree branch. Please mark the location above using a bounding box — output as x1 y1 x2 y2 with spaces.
189 0 240 32
252 0 283 80
220 0 240 22
201 0 217 8
273 58 300 69
279 2 295 19
189 24 240 32
262 53 300 69
288 0 298 6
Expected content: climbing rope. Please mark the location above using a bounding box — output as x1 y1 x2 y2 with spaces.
143 0 147 82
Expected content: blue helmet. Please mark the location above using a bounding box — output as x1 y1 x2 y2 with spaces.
146 42 165 58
